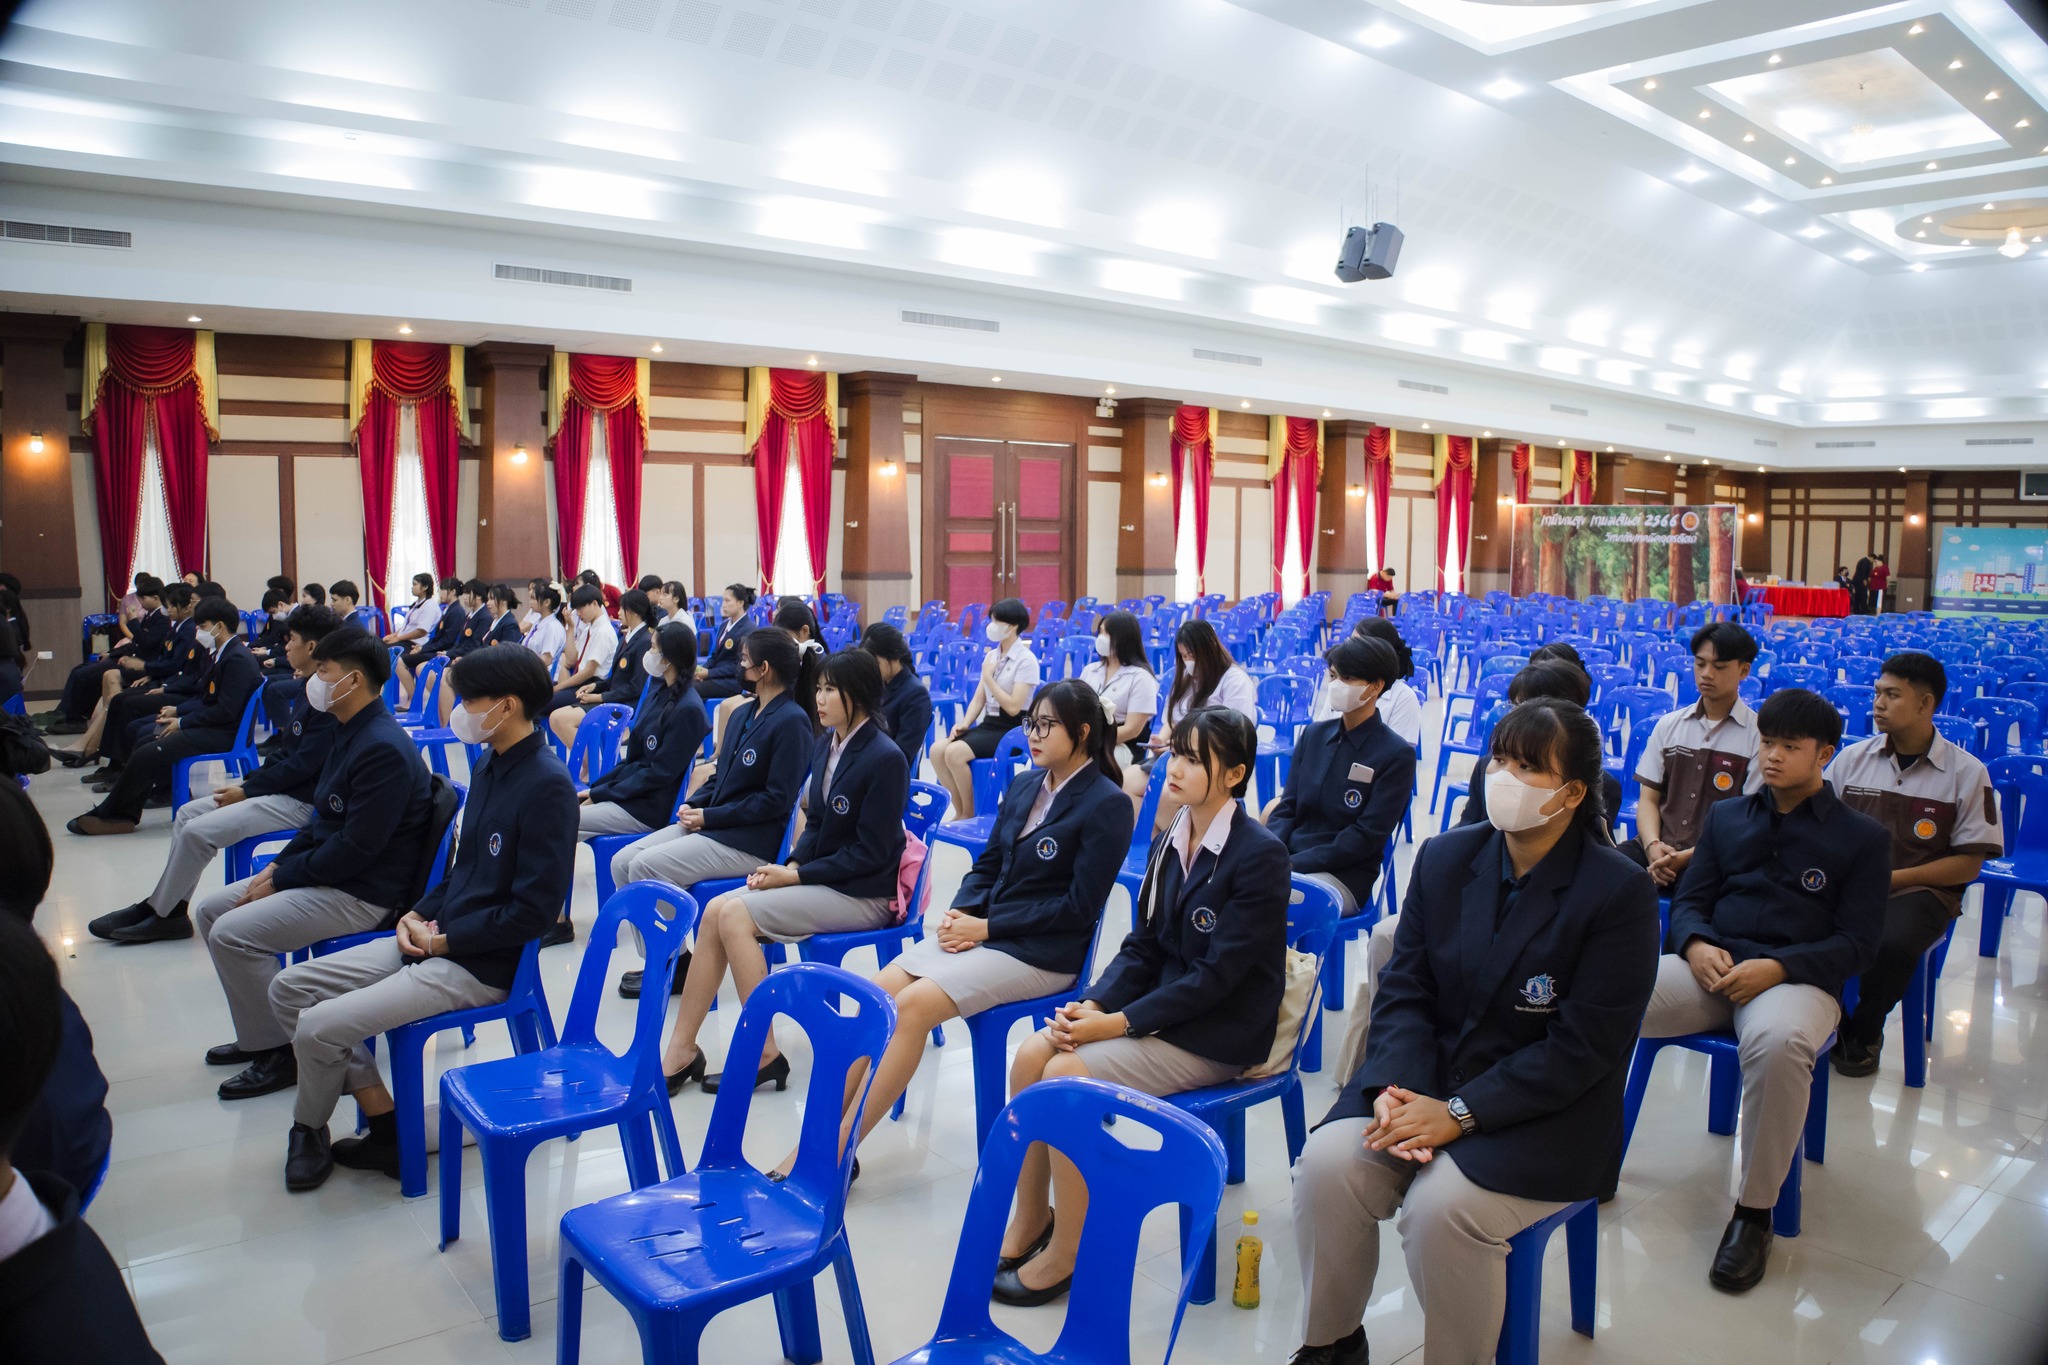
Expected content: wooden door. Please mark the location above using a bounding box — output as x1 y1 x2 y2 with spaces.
933 436 1002 611
929 436 1074 617
1007 440 1072 618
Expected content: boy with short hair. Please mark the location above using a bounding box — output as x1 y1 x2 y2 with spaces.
1632 622 1763 888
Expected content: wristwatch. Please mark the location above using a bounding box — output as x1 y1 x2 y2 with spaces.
1447 1095 1478 1136
1123 1018 1141 1038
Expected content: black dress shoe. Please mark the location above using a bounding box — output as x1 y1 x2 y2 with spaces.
665 1051 707 1096
1287 1329 1369 1365
219 1048 297 1100
81 767 113 784
45 717 88 735
111 904 192 943
998 1217 1055 1273
52 747 95 768
330 1134 402 1179
991 1258 1074 1307
285 1123 333 1192
206 1041 257 1066
142 791 172 810
91 781 118 795
1708 1213 1774 1293
88 901 157 940
619 951 692 1000
703 1053 789 1095
539 917 575 948
1831 1036 1881 1078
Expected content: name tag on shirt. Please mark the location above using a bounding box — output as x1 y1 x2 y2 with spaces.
1349 763 1376 783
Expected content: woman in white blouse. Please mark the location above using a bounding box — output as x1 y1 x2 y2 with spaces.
931 597 1041 819
1309 616 1423 747
1122 618 1257 825
1079 609 1156 767
521 581 566 673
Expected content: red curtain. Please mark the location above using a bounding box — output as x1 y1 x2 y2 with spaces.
1564 449 1596 505
1169 405 1213 593
555 355 647 582
794 412 835 597
750 369 833 595
605 402 645 584
1436 437 1475 593
1364 426 1393 574
1270 418 1321 599
353 342 458 609
552 400 591 581
1510 442 1533 503
86 326 216 602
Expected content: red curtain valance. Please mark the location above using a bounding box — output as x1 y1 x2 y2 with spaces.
367 341 454 407
551 353 649 584
565 354 644 422
747 367 837 596
1171 404 1211 451
83 325 216 603
100 327 211 407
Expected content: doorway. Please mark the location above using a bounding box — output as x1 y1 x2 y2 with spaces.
928 435 1074 618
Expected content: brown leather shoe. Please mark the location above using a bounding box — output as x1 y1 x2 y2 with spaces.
67 814 139 837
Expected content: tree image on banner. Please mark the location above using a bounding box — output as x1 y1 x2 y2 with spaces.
1510 505 1736 602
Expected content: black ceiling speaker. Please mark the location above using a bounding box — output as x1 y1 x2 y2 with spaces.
1334 222 1404 282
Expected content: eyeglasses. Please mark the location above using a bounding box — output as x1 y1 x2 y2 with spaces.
1021 717 1059 738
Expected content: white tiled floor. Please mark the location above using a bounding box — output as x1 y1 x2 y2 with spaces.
23 693 2048 1364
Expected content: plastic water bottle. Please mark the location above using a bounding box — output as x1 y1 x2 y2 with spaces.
1232 1210 1262 1309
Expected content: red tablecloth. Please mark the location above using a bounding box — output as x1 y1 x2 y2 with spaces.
1760 585 1851 618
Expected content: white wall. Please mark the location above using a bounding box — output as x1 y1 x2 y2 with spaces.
293 456 364 591
638 463 693 588
456 459 478 578
702 465 756 594
206 453 279 605
1239 487 1271 601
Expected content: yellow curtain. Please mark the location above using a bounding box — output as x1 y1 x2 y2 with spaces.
448 344 471 444
546 351 571 437
1432 433 1449 487
1266 413 1285 482
1315 418 1325 480
1207 406 1218 453
79 322 107 433
79 324 219 436
635 357 652 429
194 331 219 437
347 339 374 435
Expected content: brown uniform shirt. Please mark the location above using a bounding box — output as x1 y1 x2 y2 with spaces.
1827 731 2002 915
1635 698 1763 851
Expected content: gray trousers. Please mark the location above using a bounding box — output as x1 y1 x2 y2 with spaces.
148 793 313 916
610 828 762 955
1639 955 1840 1208
1293 1119 1566 1363
269 937 505 1128
195 877 394 1051
578 800 655 839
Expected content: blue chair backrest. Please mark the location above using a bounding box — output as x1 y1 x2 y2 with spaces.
1825 684 1873 737
398 657 447 725
1257 674 1316 725
1965 696 2040 755
1836 655 1884 687
904 779 950 846
1057 636 1096 680
1990 769 2048 858
560 882 699 1092
568 703 635 782
1285 875 1344 1010
925 1077 1229 1365
1771 663 1828 693
1933 714 1981 750
974 727 1033 813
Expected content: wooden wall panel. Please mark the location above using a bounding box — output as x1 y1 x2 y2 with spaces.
293 456 365 590
206 454 281 604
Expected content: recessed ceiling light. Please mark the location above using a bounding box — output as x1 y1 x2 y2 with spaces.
650 343 663 353
1899 466 1909 474
1482 430 1493 437
397 324 412 334
1674 165 1710 183
1643 79 1658 91
1768 53 1782 64
1910 262 1929 271
2018 119 2032 129
186 315 200 323
1925 161 1938 170
1908 22 1924 34
1984 202 1996 210
1745 199 1772 213
1322 409 1332 418
1239 399 1252 408
1483 78 1524 99
807 355 819 366
1917 230 1927 238
990 375 1002 383
1923 215 1934 223
1784 156 1797 165
1605 445 1615 452
1949 58 1963 69
1798 225 1826 238
1847 248 1874 261
1820 176 1833 185
1356 22 1401 48
1420 422 1431 429
1741 132 1755 143
1105 386 1116 395
1984 90 2000 101
1697 108 1713 119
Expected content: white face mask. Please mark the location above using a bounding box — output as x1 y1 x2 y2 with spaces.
985 621 1010 644
448 698 504 745
643 648 664 676
1094 633 1114 658
1485 765 1569 834
305 670 357 714
1326 679 1371 713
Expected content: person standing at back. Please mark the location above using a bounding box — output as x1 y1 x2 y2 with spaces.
1869 555 1890 613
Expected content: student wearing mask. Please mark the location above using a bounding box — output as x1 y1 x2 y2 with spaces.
861 622 934 776
695 583 757 702
710 598 824 751
68 597 263 836
1825 652 2001 1077
1630 623 1763 888
662 649 909 1094
193 627 434 1103
250 590 292 659
931 597 1041 819
1079 609 1157 768
1640 688 1889 1292
1123 619 1259 818
0 913 165 1364
88 605 345 944
794 679 1133 1177
1308 616 1423 745
1266 637 1416 919
994 707 1290 1306
265 645 577 1189
1288 699 1658 1365
55 583 200 769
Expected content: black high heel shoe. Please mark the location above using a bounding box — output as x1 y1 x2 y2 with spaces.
997 1217 1054 1273
991 1251 1073 1308
664 1051 707 1096
703 1053 789 1095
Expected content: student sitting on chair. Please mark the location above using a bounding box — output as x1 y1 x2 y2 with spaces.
694 583 757 703
265 645 578 1191
1289 699 1658 1365
45 575 165 734
392 576 463 666
1309 616 1423 746
710 598 821 752
1121 618 1257 825
1079 608 1157 768
791 678 1134 1178
519 581 566 675
1640 687 1889 1293
931 596 1041 820
194 626 434 1104
1266 636 1415 919
1825 652 2001 1078
88 605 344 944
1628 622 1763 888
606 626 816 954
661 648 909 1095
327 581 360 617
53 583 199 772
994 706 1291 1307
543 584 618 720
397 579 479 707
382 573 442 650
861 622 934 777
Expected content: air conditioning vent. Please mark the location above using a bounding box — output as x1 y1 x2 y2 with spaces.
1398 378 1448 395
1665 423 1695 435
1550 403 1588 417
3 220 131 248
901 310 999 333
494 263 631 291
1194 348 1262 366
1753 438 1779 448
1965 436 2035 446
1814 440 1876 449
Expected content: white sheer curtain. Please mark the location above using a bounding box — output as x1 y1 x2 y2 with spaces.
130 426 179 586
1173 476 1199 604
1280 492 1305 608
386 402 436 611
579 418 627 589
1442 514 1463 594
769 439 813 596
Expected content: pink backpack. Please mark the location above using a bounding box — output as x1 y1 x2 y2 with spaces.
893 830 930 926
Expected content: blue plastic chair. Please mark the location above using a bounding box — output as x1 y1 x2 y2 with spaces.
438 882 698 1341
0 693 24 717
881 1078 1228 1365
556 964 895 1365
1166 876 1340 1303
1439 701 1511 833
1111 760 1173 910
170 681 269 811
929 725 1030 857
1964 696 2042 759
1620 1029 1832 1237
1976 766 2048 958
563 702 634 784
1824 684 1874 738
1496 1200 1598 1365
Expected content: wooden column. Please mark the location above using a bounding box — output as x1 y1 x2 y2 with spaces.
1115 397 1180 602
1468 438 1515 595
1736 473 1771 576
1897 472 1932 612
1317 421 1370 609
1594 452 1629 504
840 371 916 621
0 314 83 690
471 343 552 583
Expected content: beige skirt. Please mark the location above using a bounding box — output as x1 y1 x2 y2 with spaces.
894 937 1075 1017
1039 1030 1242 1096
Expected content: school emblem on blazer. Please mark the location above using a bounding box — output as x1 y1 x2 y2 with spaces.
1519 974 1557 1008
832 794 851 815
1035 835 1059 860
1802 867 1827 892
1343 788 1363 809
1913 817 1936 840
1190 906 1217 933
291 721 302 736
645 734 659 751
327 794 345 814
742 747 758 767
488 832 503 857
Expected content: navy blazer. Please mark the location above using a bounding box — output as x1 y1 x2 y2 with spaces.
599 624 654 706
1088 807 1293 1067
687 689 812 861
13 989 112 1201
1329 824 1660 1203
587 680 710 829
242 694 339 803
1268 711 1417 908
484 611 524 648
421 731 580 989
148 617 204 686
1667 783 1890 994
124 607 171 658
954 764 1133 976
880 666 935 774
419 601 467 655
0 1171 167 1365
270 699 434 911
792 722 909 900
448 606 493 658
698 616 755 694
173 638 262 734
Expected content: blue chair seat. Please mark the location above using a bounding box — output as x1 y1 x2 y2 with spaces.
1496 1200 1597 1365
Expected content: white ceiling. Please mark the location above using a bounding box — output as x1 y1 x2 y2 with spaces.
1 0 2045 457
